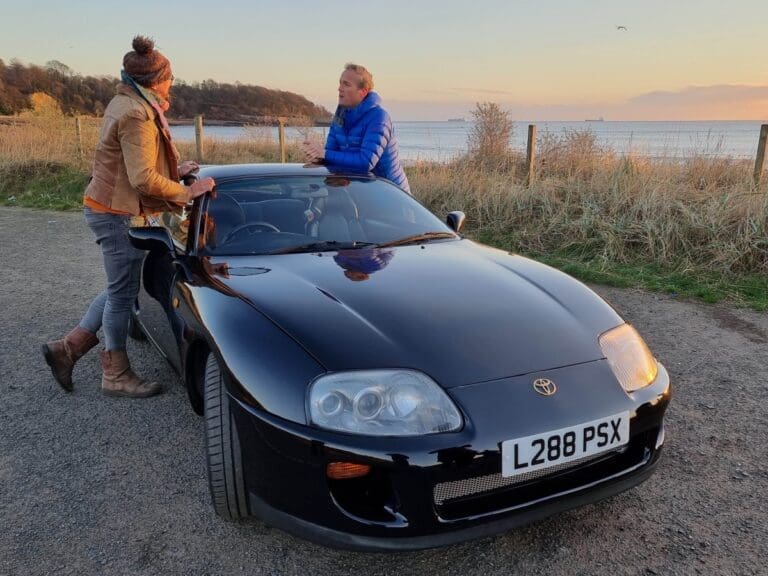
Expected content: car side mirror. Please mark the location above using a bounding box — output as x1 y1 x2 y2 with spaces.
446 211 466 234
128 226 175 253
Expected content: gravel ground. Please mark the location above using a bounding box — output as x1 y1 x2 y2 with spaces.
1 206 766 576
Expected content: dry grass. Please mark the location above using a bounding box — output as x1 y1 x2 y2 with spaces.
0 116 100 170
411 133 768 278
0 116 306 168
174 123 308 164
174 137 304 165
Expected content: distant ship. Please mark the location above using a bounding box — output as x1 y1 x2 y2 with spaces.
585 117 605 122
447 117 466 122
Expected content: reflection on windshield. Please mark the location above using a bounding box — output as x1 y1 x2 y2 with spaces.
324 176 351 188
197 213 218 252
199 176 454 256
333 248 394 282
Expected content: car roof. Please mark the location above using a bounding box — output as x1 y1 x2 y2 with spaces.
197 163 376 182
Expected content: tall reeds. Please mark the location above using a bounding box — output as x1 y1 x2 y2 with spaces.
0 116 99 169
411 144 767 277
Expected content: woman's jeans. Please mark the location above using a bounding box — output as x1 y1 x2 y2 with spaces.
79 208 144 351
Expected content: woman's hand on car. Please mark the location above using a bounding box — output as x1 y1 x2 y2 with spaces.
179 161 200 178
187 177 215 201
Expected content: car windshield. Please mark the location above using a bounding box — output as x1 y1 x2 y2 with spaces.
197 176 457 256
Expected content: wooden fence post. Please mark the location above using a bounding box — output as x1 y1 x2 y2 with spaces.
75 116 83 158
526 124 537 186
278 117 286 163
194 114 204 163
754 124 768 186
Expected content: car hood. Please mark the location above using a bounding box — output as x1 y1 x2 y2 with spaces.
205 240 623 388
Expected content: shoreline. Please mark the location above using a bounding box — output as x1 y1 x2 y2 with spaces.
1 115 764 160
166 118 332 127
0 116 331 128
3 115 765 124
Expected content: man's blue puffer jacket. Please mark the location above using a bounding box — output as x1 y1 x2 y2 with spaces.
324 92 410 193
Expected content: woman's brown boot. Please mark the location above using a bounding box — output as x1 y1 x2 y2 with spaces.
42 327 99 392
100 350 162 398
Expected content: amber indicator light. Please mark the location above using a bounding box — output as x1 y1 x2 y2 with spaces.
326 462 372 480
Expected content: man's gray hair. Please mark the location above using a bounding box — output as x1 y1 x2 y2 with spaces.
344 63 374 91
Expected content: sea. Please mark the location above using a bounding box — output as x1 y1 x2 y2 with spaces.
169 120 767 163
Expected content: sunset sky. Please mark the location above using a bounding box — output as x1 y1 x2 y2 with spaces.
2 0 767 121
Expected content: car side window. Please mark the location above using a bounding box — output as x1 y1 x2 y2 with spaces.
155 210 191 249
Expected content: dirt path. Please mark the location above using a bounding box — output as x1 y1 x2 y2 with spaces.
1 207 766 576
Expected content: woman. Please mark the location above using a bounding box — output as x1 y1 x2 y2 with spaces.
42 36 215 398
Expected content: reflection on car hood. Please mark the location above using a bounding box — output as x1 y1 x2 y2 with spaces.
208 240 623 388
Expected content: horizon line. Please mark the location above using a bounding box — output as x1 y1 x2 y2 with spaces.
393 118 768 123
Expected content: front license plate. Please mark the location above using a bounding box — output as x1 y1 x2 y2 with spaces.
501 411 630 478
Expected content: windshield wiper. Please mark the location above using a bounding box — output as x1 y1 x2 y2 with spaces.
377 231 458 248
269 240 377 255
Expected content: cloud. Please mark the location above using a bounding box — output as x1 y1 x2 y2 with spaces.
628 84 768 107
620 84 768 120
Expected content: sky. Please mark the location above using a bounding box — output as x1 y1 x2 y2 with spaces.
1 0 767 121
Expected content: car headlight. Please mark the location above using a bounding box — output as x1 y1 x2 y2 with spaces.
308 370 463 436
599 323 658 392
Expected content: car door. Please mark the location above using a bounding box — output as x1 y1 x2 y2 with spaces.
137 248 183 372
135 212 193 373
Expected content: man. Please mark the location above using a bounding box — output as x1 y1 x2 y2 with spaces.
302 63 410 193
41 36 215 398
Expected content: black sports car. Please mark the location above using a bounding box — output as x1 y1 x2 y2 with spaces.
129 163 670 551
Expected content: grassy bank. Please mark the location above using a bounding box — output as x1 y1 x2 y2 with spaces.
1 117 766 309
409 145 768 309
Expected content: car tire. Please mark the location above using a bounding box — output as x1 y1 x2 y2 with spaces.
203 353 250 521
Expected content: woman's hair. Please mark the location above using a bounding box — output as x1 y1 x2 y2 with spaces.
123 36 172 87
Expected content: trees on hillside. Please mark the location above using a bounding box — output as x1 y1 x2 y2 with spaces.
0 59 331 121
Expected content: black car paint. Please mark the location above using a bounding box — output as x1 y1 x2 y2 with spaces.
204 241 624 392
224 361 668 548
130 164 670 550
137 234 629 426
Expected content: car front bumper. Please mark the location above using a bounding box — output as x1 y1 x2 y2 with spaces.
231 360 671 551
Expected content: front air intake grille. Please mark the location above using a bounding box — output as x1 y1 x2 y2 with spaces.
433 431 656 521
433 451 609 505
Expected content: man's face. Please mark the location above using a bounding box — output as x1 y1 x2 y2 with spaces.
338 69 368 107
